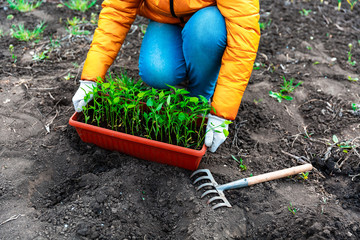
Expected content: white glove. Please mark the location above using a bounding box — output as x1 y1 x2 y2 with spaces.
72 80 97 112
205 113 230 153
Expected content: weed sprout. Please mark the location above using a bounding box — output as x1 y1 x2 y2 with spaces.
8 44 17 63
347 43 356 67
231 155 247 171
32 50 49 61
288 202 297 215
7 0 42 12
10 21 46 41
63 0 96 12
66 17 90 36
259 19 271 31
352 103 359 111
269 76 302 103
299 9 312 16
347 0 357 10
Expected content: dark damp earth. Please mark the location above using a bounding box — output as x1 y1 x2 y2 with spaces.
0 0 359 239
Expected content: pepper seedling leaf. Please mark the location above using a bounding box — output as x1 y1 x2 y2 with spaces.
189 97 199 103
137 92 146 98
113 97 120 104
146 98 153 107
102 83 110 89
159 91 165 99
178 112 186 122
155 103 163 111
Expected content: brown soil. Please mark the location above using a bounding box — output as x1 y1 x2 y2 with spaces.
0 0 359 239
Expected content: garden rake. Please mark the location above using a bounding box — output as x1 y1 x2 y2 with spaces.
191 163 313 210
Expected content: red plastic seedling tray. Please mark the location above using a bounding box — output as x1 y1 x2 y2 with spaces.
69 112 206 170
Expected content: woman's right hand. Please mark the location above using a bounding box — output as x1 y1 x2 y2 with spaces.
72 80 97 112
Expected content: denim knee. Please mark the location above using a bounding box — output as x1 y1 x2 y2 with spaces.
139 62 186 89
183 6 227 51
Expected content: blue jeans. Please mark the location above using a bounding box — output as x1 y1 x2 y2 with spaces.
138 6 227 100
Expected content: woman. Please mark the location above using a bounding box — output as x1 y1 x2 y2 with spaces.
72 0 260 152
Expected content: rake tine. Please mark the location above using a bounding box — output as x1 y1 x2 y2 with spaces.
207 196 225 205
201 189 218 198
197 182 214 191
193 175 213 185
190 169 211 178
212 202 232 210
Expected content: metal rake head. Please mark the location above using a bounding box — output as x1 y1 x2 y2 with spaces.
190 169 232 210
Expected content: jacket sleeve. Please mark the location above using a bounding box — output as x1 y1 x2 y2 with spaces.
212 0 260 120
81 0 141 81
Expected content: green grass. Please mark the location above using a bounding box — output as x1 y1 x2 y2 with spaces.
269 76 302 103
66 17 90 35
32 50 49 61
7 0 42 12
63 0 96 12
10 22 46 41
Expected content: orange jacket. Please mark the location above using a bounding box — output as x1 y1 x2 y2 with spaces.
81 0 260 120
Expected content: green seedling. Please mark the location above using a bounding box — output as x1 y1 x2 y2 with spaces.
332 135 355 153
90 13 98 25
72 62 80 68
299 9 312 16
288 202 297 215
313 61 320 65
81 74 213 149
259 19 272 31
32 50 49 61
63 0 96 12
347 43 356 66
269 76 302 103
253 62 265 70
7 14 14 20
7 0 42 12
67 16 82 26
306 46 312 50
9 44 17 63
347 0 357 10
304 132 314 139
140 24 147 35
66 26 90 35
280 76 303 94
64 73 75 80
10 22 46 41
269 91 293 103
231 155 247 171
253 98 263 105
338 0 342 10
49 36 61 49
347 76 359 82
352 103 359 111
299 172 309 180
66 17 90 35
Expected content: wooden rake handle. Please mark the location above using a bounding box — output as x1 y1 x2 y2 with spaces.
247 163 313 186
